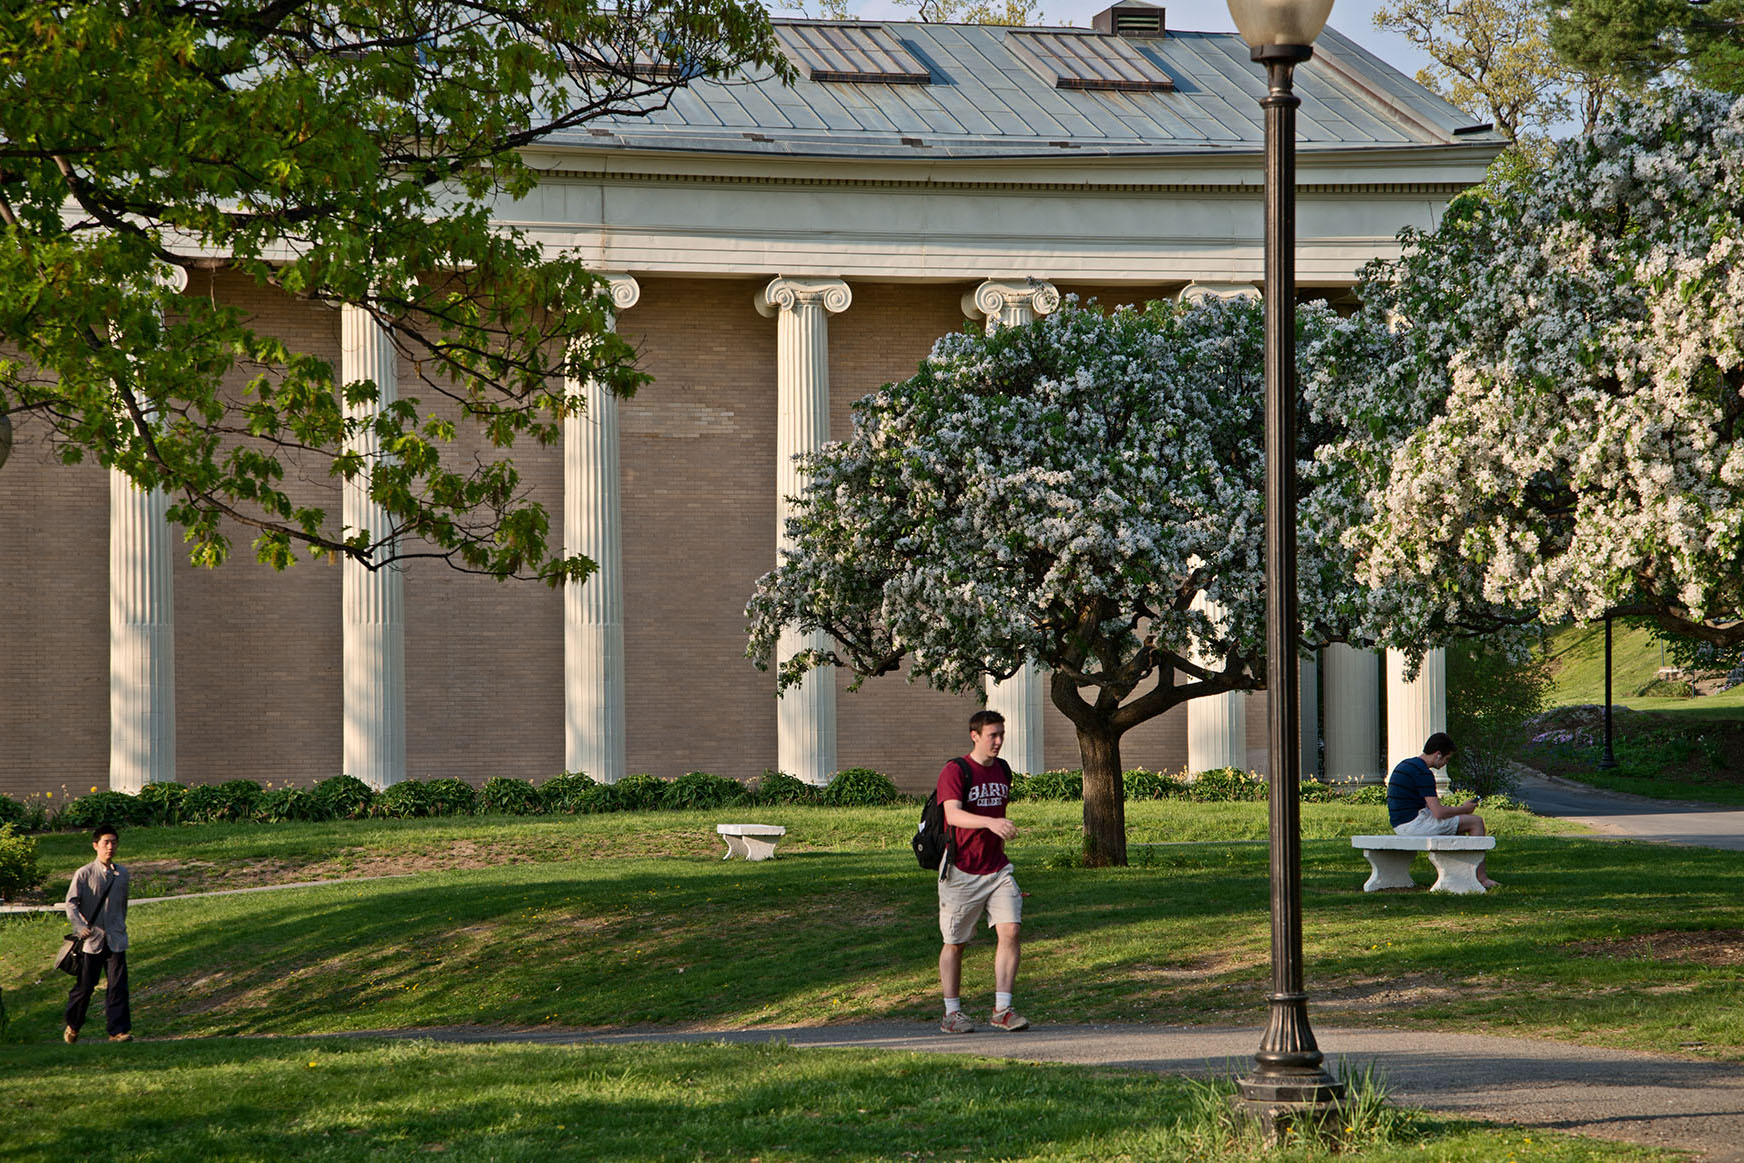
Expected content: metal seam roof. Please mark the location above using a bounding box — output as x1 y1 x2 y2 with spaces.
552 19 1507 160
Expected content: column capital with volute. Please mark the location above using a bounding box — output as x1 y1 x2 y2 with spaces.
756 276 851 318
962 278 1059 332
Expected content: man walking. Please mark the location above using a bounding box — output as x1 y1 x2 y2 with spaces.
64 823 132 1043
1387 732 1498 889
936 709 1028 1033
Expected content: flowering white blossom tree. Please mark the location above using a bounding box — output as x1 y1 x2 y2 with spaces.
749 297 1384 866
1316 90 1744 650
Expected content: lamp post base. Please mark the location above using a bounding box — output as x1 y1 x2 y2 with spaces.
1235 1065 1345 1143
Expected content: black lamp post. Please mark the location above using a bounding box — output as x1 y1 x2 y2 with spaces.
1225 0 1345 1128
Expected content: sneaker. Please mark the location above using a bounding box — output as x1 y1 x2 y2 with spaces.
63 1027 77 1045
939 1010 976 1034
109 1033 133 1043
988 1008 1029 1032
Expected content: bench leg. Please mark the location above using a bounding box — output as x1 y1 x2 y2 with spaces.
739 837 780 862
722 835 750 860
1360 849 1418 892
1426 851 1486 894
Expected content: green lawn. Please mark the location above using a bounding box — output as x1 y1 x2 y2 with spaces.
1543 621 1744 715
0 1038 1666 1163
3 806 1725 1161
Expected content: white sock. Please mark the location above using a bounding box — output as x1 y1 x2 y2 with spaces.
943 997 962 1015
995 992 1013 1012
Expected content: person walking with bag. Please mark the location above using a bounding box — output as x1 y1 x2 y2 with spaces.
63 823 132 1043
936 709 1028 1034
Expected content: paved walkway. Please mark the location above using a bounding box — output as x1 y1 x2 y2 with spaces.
371 1021 1744 1161
1513 769 1744 851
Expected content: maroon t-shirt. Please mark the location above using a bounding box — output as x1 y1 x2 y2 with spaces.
936 755 1012 875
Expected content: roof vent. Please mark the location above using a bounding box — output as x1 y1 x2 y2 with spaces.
1007 31 1175 92
1092 1 1165 37
774 23 932 84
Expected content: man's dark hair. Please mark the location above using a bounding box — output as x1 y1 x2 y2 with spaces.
93 823 119 842
969 709 1006 733
1423 732 1455 757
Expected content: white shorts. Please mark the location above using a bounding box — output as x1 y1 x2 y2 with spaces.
938 863 1022 945
1395 808 1459 837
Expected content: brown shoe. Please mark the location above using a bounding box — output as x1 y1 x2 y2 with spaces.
63 1027 77 1044
109 1033 133 1043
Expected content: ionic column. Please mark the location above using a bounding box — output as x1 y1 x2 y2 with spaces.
340 305 405 791
1186 584 1245 774
110 471 175 793
964 278 1059 775
1299 652 1320 782
109 265 187 793
1387 647 1448 794
1322 643 1381 785
756 276 851 786
565 275 639 784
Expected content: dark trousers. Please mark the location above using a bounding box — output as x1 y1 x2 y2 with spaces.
64 946 129 1036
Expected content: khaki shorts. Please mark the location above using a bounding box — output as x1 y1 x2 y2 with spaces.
938 863 1022 945
1395 807 1459 837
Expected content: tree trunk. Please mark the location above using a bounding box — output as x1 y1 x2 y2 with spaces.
1078 724 1127 867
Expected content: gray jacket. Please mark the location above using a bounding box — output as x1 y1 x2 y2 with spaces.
65 860 129 954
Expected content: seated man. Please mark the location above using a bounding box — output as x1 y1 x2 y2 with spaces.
1386 732 1498 889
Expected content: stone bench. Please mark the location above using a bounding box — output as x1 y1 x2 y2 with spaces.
1351 834 1496 895
716 823 787 862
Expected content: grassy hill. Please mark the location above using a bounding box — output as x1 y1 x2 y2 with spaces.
1541 621 1744 716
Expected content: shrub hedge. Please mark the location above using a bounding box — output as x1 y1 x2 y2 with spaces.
0 763 1390 834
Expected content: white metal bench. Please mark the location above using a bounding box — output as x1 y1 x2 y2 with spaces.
716 823 787 862
1350 835 1496 895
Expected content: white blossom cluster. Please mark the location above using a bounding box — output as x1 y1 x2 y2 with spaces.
748 296 1377 710
1308 90 1744 643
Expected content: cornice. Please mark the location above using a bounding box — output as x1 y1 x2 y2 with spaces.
519 163 1473 198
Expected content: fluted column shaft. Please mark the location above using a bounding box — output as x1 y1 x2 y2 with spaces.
1186 588 1245 774
108 266 186 793
565 276 640 784
757 277 850 786
964 278 1058 775
1322 643 1381 785
110 471 175 792
340 305 405 791
1387 647 1448 794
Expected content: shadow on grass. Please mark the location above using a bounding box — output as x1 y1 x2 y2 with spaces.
0 1036 1216 1163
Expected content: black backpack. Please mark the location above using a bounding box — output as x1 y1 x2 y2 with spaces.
913 788 955 871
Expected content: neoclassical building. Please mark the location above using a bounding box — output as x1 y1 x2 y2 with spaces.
0 6 1503 800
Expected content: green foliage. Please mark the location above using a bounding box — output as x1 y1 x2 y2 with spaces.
182 780 265 824
0 0 787 580
1338 784 1390 805
820 767 900 807
539 773 618 815
478 777 542 816
0 823 43 900
422 778 478 817
254 787 329 825
0 793 48 832
660 772 747 811
1011 769 1084 801
610 774 666 812
373 781 436 819
1121 768 1184 801
750 771 816 806
1636 678 1693 698
136 781 187 826
1548 0 1744 92
1446 637 1553 798
57 790 153 830
313 776 375 821
1184 767 1266 802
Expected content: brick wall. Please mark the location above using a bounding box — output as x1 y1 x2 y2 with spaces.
1 273 1252 802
